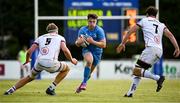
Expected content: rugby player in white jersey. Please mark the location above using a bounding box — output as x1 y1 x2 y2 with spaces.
116 6 180 97
4 23 78 95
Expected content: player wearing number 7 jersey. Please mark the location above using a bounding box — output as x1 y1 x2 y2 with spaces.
4 23 78 95
116 6 180 97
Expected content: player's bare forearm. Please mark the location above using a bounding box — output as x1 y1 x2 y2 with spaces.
93 40 106 48
61 42 73 61
24 44 38 64
63 49 73 61
169 36 179 50
121 32 130 45
88 37 106 48
168 36 180 57
164 29 180 50
164 28 180 57
121 25 139 45
64 50 78 65
24 51 31 65
116 25 139 53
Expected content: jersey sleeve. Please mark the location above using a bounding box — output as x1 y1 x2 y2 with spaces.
33 37 40 45
97 27 106 41
61 36 66 43
137 19 143 27
162 23 167 30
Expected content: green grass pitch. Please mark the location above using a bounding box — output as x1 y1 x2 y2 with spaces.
0 79 180 103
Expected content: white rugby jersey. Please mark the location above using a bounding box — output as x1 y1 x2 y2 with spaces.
137 17 166 50
34 33 65 61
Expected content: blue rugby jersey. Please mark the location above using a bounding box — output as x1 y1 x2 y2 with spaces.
78 25 105 54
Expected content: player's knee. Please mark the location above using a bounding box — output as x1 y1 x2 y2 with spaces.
27 75 35 81
86 61 93 67
29 69 39 79
61 63 70 72
29 73 36 79
132 67 142 77
65 65 70 72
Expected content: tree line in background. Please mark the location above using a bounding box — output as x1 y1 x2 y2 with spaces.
0 0 180 60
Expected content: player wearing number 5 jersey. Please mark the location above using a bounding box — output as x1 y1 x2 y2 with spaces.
4 23 78 95
116 6 180 97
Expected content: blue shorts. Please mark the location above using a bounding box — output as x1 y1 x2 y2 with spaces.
82 49 102 66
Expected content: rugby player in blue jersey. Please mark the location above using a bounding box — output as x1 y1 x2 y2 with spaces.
75 13 106 93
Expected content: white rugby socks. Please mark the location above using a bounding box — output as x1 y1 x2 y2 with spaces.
6 86 16 94
127 76 141 95
143 70 160 81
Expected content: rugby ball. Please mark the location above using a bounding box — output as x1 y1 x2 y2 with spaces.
80 35 89 48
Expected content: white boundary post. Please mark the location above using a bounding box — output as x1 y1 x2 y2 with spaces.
155 0 159 20
34 0 38 39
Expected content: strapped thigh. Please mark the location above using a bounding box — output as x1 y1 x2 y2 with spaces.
54 62 67 72
136 59 151 70
132 59 152 77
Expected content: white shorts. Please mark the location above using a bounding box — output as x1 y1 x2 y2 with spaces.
29 59 66 78
139 46 162 65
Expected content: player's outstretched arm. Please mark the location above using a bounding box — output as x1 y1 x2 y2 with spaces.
24 44 38 65
164 28 180 57
61 42 78 65
116 24 140 53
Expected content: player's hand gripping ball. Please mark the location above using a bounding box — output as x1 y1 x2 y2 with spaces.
76 34 90 48
79 34 90 48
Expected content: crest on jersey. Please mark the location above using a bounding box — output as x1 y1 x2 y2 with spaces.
154 35 160 44
41 47 49 55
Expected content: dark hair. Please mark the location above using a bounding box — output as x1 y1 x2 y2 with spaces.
145 6 158 17
46 23 58 32
87 13 98 19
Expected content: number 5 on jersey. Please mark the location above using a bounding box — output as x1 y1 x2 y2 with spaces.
45 38 52 45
